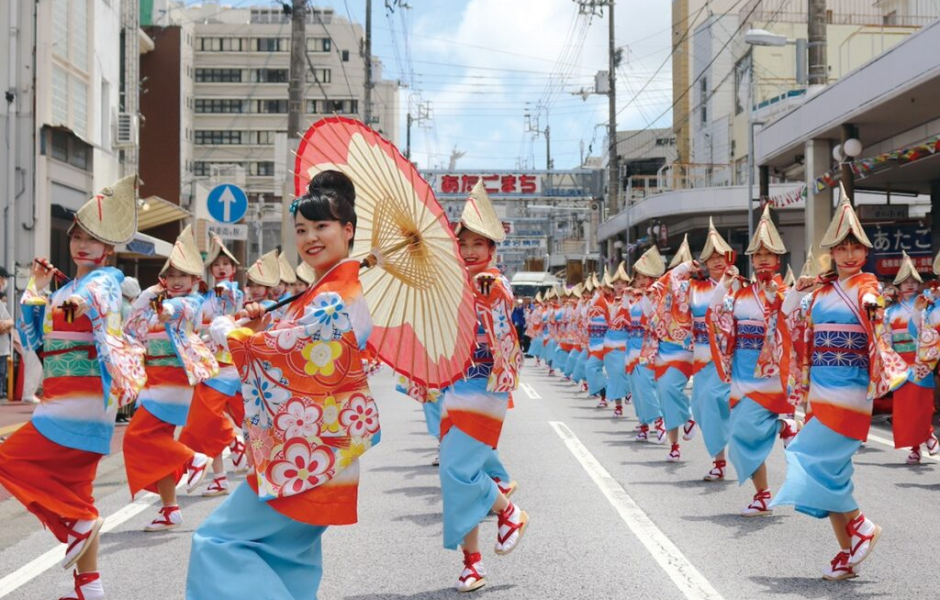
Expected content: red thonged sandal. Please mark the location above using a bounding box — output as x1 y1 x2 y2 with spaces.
455 550 486 593
846 514 882 567
494 503 529 555
58 570 103 600
61 518 104 570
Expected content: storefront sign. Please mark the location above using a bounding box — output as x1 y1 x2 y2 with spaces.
863 223 931 277
428 173 541 197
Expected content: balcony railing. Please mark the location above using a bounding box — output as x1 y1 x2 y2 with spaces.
740 0 939 27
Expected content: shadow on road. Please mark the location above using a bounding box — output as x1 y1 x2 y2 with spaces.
682 512 785 539
748 575 888 598
391 512 442 528
343 583 516 599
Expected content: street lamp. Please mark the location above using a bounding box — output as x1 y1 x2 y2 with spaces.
744 28 787 47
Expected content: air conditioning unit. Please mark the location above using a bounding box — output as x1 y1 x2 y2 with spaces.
113 113 139 147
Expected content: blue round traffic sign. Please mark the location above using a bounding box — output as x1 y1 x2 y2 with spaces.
207 184 248 224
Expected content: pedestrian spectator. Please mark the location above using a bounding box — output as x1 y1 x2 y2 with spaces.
0 267 14 400
512 298 530 353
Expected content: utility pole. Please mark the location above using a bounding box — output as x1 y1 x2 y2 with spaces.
406 99 430 160
282 0 306 265
807 0 827 87
6 0 18 323
574 0 617 261
364 0 373 124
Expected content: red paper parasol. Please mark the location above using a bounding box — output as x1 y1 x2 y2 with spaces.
294 117 476 389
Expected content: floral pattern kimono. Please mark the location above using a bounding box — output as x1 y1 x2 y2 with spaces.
440 268 523 449
124 288 218 425
18 268 146 453
645 267 694 380
225 259 379 525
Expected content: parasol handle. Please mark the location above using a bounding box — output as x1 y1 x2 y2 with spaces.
360 238 419 269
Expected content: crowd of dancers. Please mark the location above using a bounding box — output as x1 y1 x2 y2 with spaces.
0 155 935 599
524 191 937 582
0 172 526 599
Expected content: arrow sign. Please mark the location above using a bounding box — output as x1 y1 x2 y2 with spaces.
207 183 248 224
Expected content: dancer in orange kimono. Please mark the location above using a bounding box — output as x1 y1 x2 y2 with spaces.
887 252 939 464
440 181 528 593
178 234 247 496
0 176 146 600
187 171 381 600
122 225 219 531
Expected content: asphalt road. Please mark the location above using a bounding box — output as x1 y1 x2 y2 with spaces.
1 359 939 599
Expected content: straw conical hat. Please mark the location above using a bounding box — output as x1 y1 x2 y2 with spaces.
700 217 734 261
247 250 280 287
584 276 595 293
933 250 940 276
820 184 872 249
296 261 317 285
162 224 204 277
571 283 582 297
535 291 543 303
600 268 613 288
746 204 787 255
634 245 666 278
204 233 239 267
456 180 505 243
68 174 138 244
784 266 796 287
278 251 298 284
800 248 821 279
669 234 693 269
894 251 923 285
610 261 631 283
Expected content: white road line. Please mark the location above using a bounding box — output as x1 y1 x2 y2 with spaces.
0 446 231 598
549 421 724 600
520 381 542 400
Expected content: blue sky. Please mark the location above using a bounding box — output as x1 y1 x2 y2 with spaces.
185 1 673 170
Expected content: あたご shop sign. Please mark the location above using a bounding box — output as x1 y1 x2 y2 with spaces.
863 224 931 277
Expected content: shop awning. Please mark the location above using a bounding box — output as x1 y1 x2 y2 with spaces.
137 196 191 231
116 231 174 258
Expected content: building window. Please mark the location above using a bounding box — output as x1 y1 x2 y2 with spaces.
221 37 242 51
195 99 247 113
51 129 69 162
195 68 243 82
72 75 88 135
52 66 69 124
700 78 708 124
250 161 275 176
306 100 319 113
306 68 331 84
70 0 88 70
193 162 210 177
248 130 277 145
306 37 331 52
254 37 288 52
342 50 350 62
195 130 244 145
252 68 289 83
46 128 92 172
52 0 69 60
200 37 221 51
254 99 289 113
324 99 358 114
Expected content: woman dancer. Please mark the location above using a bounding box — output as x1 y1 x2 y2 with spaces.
604 264 631 418
774 190 907 580
178 234 246 497
690 219 738 481
586 274 611 407
646 235 697 461
628 246 667 443
887 252 939 464
708 205 799 514
123 224 218 531
440 181 527 593
0 176 146 600
187 171 381 599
